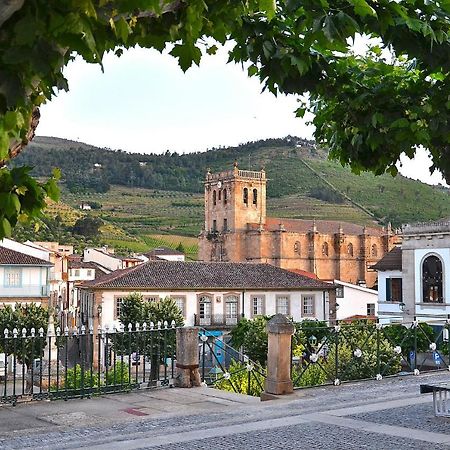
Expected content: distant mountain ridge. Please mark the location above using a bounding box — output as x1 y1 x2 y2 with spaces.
13 135 450 227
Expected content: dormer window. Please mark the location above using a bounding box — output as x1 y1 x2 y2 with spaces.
243 188 248 205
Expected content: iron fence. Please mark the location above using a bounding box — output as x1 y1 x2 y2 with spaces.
198 330 266 396
0 321 176 405
292 320 450 389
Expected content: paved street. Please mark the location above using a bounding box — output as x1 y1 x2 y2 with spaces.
1 372 450 449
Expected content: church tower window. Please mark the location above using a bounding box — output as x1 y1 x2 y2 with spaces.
347 243 354 256
218 190 221 201
253 189 258 205
243 188 248 205
223 189 227 204
322 242 329 256
294 241 300 255
213 190 216 206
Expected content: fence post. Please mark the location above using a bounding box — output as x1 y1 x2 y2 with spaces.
174 327 201 388
263 314 294 398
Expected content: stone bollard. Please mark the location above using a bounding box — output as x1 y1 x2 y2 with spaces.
174 327 201 388
263 314 294 398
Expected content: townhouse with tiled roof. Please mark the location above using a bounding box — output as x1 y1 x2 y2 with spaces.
78 260 336 331
0 245 53 305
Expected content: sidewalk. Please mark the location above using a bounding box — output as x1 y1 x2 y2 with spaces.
1 372 450 449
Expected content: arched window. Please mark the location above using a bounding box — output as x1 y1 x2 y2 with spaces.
225 295 239 325
422 255 443 303
213 190 216 206
198 295 212 325
371 244 378 257
253 189 258 205
243 188 248 205
347 243 354 256
322 242 329 256
294 241 301 255
218 190 221 201
223 189 227 204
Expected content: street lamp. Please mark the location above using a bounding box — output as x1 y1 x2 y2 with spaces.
309 335 317 347
97 304 103 318
399 302 406 312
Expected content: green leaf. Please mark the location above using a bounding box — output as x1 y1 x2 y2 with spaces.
259 0 276 20
348 0 377 17
115 17 131 43
170 44 202 71
0 218 12 237
390 118 410 129
0 132 9 159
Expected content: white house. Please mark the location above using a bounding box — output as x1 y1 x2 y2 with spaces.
0 245 53 305
78 260 336 331
374 220 450 324
333 280 378 321
83 247 143 271
143 247 185 262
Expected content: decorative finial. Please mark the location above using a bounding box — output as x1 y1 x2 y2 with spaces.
233 160 238 168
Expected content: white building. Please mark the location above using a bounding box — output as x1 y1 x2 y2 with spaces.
84 247 143 271
374 220 450 324
333 280 378 321
0 245 53 305
143 247 185 262
78 261 336 331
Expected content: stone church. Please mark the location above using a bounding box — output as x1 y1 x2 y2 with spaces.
198 164 398 288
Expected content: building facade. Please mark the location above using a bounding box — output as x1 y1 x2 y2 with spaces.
0 246 52 305
375 221 450 324
198 165 397 288
78 260 336 332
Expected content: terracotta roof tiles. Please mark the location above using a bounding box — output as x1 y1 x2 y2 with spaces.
81 261 334 291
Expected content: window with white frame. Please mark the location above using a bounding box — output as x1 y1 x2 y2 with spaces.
252 296 264 316
87 269 92 277
114 297 126 319
171 296 185 316
144 295 159 303
367 303 375 316
4 268 21 287
74 269 80 277
225 295 239 323
276 296 289 315
302 295 314 316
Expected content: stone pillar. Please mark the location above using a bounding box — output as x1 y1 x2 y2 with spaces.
263 314 294 396
174 327 201 388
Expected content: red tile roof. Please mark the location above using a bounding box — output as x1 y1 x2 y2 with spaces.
81 261 335 291
0 246 52 266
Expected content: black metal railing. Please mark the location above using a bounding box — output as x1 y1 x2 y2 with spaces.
292 320 450 389
198 330 266 396
0 321 176 405
194 314 242 327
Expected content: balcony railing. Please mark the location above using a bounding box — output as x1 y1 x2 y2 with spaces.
194 314 242 327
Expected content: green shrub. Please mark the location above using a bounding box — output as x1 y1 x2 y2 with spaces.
106 361 131 386
215 360 265 397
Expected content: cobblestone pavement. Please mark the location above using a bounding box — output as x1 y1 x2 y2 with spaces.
1 371 450 449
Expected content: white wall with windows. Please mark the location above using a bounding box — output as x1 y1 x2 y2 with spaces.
84 289 330 329
0 266 50 299
333 280 378 321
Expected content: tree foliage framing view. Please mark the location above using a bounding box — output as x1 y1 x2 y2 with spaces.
0 0 449 238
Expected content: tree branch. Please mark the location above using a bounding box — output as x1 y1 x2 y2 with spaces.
0 106 40 167
0 0 24 28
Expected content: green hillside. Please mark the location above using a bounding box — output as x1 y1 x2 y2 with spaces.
11 136 450 250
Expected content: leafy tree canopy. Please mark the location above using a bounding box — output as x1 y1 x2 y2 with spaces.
0 0 449 238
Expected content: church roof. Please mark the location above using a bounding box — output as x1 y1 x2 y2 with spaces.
370 246 402 271
81 261 334 291
259 218 385 236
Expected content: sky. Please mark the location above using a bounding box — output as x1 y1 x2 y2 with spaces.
37 45 447 187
